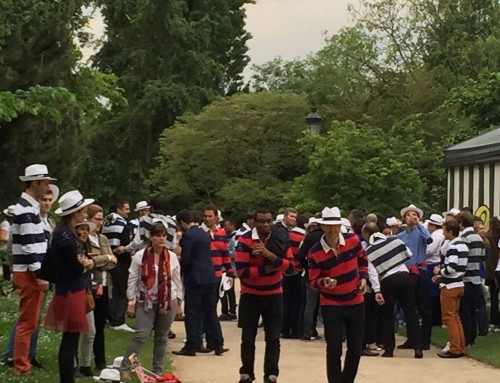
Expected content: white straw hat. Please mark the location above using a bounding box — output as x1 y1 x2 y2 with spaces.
317 207 342 225
134 201 150 212
55 190 94 216
2 205 15 217
19 164 57 182
400 204 423 220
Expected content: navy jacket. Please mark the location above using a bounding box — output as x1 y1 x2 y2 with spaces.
180 226 217 287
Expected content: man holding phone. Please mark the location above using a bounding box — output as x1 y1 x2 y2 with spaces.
308 207 368 383
235 208 294 383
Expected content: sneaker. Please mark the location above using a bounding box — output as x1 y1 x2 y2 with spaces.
442 341 450 353
110 324 135 333
168 330 176 339
239 374 253 383
2 358 13 367
265 375 278 383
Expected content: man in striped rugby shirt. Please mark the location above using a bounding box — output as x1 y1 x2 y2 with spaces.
12 164 56 375
308 207 368 383
236 208 293 383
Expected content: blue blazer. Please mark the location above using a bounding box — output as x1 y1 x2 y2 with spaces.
180 226 217 287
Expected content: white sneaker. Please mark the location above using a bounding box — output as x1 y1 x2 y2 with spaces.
442 341 450 352
111 324 135 333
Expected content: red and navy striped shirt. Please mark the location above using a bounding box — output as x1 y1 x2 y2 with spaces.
236 228 294 296
206 227 233 278
308 233 368 306
289 227 306 273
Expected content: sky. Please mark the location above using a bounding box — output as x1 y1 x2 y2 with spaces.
85 0 354 76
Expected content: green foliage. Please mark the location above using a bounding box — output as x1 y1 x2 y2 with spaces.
285 121 426 217
0 1 125 205
147 92 310 217
83 0 252 204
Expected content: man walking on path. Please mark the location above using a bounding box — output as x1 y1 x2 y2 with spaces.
12 164 56 375
308 207 368 383
235 208 294 383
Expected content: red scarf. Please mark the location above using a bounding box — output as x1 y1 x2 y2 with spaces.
140 246 172 313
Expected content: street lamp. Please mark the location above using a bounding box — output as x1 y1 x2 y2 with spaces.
305 107 322 136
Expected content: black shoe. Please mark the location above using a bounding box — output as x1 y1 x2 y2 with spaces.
414 349 423 359
95 362 107 371
281 333 292 339
258 322 264 328
361 348 379 356
301 335 313 341
172 348 196 356
396 341 412 349
422 343 430 350
197 346 211 353
228 313 237 320
2 358 13 367
381 350 394 357
79 366 94 377
437 351 463 359
238 376 253 383
168 330 176 339
30 358 43 369
214 347 229 356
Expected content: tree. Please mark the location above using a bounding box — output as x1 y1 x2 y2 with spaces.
285 120 427 217
0 1 123 204
83 0 252 204
147 92 310 217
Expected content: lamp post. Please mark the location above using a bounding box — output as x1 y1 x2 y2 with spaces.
305 107 322 136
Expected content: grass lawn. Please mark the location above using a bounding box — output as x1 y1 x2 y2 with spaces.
0 292 170 383
430 325 500 367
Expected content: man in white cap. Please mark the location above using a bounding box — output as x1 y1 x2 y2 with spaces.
11 164 56 375
385 217 402 236
128 201 151 241
396 204 433 350
308 207 368 383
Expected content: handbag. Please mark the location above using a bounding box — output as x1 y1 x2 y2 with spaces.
86 290 95 313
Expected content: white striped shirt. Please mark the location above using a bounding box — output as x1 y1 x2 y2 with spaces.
102 213 128 247
11 192 47 272
440 237 468 289
460 227 485 285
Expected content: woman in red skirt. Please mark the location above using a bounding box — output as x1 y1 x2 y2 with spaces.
44 190 95 383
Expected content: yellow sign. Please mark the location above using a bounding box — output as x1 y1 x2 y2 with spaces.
474 205 491 229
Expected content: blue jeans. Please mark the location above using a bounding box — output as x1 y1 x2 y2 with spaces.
5 318 39 361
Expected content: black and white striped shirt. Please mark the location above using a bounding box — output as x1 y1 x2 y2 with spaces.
11 193 47 273
366 233 411 280
125 213 177 252
440 237 468 289
102 213 128 248
460 227 485 285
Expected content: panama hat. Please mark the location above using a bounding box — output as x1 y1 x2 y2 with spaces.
400 204 423 220
304 217 318 229
134 201 150 212
48 184 60 204
19 164 57 182
341 217 351 230
317 207 342 225
442 208 460 218
274 214 284 224
2 205 15 217
219 273 232 298
386 216 402 227
55 190 94 216
74 219 97 233
98 368 122 383
428 214 444 226
111 356 124 369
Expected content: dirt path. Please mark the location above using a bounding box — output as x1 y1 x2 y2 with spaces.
169 318 500 383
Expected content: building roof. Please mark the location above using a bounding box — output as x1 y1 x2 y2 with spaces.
443 127 500 167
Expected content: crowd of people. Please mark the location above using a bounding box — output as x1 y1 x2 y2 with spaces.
1 163 500 383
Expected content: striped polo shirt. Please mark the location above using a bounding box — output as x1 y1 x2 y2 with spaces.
102 213 128 247
204 226 233 278
235 227 294 296
460 227 485 285
289 226 306 273
440 237 468 289
11 192 47 273
308 233 368 306
125 213 177 253
366 234 411 280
